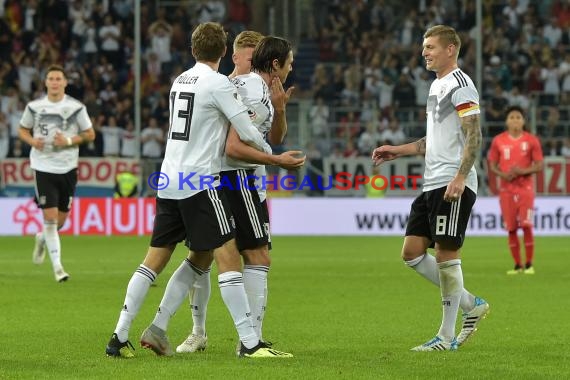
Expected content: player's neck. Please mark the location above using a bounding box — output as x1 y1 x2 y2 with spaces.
435 63 458 79
198 60 220 72
256 70 272 86
508 130 523 139
47 93 64 102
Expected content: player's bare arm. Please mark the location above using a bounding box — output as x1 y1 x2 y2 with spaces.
415 136 426 154
372 136 426 166
268 77 294 145
444 114 481 202
226 127 305 170
458 114 482 178
18 126 45 150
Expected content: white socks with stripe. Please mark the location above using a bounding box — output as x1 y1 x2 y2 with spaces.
43 221 62 271
114 264 157 342
218 271 258 349
437 259 463 341
243 265 269 340
190 266 211 337
405 253 475 312
152 259 202 331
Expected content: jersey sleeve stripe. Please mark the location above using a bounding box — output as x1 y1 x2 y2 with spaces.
452 71 468 88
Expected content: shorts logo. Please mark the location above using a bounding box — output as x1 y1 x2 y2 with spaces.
229 215 236 229
38 196 47 205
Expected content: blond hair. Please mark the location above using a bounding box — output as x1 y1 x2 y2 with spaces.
233 30 264 51
424 25 461 58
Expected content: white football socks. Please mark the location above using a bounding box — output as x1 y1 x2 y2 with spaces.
218 271 258 349
152 259 199 331
405 253 475 312
114 264 157 342
43 221 62 271
190 266 211 337
243 265 269 340
437 259 463 341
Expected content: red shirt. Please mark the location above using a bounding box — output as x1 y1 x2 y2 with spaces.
487 131 543 192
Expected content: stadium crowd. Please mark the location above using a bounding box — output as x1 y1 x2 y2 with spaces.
1 0 570 162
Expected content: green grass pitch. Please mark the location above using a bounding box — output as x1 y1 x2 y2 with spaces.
1 235 569 379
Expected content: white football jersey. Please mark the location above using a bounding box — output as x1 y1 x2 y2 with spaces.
223 72 273 171
158 63 250 199
424 68 479 194
224 72 273 201
19 95 92 173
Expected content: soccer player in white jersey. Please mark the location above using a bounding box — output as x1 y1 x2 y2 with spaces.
176 33 297 354
18 65 95 282
372 25 490 351
105 22 296 359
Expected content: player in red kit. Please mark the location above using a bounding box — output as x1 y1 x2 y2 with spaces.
487 106 544 275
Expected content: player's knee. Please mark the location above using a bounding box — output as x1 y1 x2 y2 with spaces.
241 246 271 266
401 247 423 262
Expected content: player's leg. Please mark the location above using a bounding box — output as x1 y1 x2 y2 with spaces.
142 250 213 356
224 170 272 341
34 170 67 280
48 169 77 281
106 197 184 358
519 191 535 273
500 192 522 274
176 260 211 353
403 192 476 314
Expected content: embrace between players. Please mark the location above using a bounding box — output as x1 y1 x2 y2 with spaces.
105 23 493 358
105 23 302 358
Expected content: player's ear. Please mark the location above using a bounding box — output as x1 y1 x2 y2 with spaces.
272 58 280 71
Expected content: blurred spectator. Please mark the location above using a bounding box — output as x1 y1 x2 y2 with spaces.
227 0 251 34
561 138 570 157
543 17 562 48
82 19 98 63
100 115 122 157
380 118 406 146
343 139 358 158
393 73 416 120
0 112 9 160
309 96 329 137
357 123 381 156
196 0 226 24
121 119 137 158
99 14 121 67
508 86 530 109
148 17 173 75
486 84 509 126
141 117 164 158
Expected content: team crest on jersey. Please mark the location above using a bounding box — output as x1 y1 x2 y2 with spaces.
439 85 447 97
247 109 257 120
521 142 528 151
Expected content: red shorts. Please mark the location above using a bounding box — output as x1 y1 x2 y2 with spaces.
499 190 535 231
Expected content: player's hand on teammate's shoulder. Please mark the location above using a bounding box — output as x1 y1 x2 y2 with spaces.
275 150 305 170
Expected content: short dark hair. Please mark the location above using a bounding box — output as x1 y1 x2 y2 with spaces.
191 22 227 62
505 105 525 119
251 36 292 73
46 64 66 79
